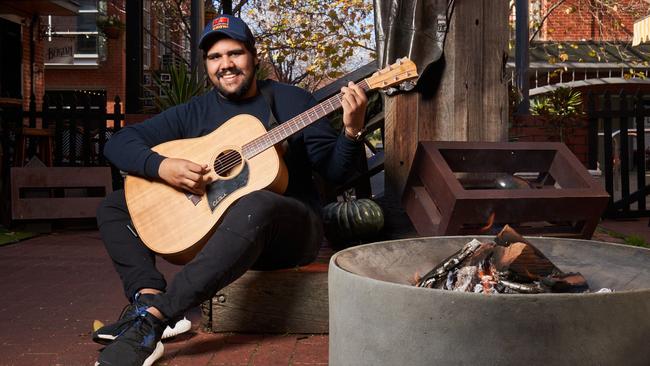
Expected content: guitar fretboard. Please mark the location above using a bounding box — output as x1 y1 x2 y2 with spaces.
242 80 370 159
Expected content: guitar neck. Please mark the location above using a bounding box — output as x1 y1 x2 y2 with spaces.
242 79 370 159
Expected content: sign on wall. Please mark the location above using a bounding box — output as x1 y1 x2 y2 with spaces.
45 37 75 64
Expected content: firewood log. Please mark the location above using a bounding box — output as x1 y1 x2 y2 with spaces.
492 242 558 282
541 272 589 293
495 225 530 246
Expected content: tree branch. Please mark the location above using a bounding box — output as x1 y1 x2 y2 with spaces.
529 0 570 42
232 0 249 16
143 25 190 67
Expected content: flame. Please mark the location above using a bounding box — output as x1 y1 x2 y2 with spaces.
411 271 421 286
477 262 495 294
479 212 496 233
480 274 493 294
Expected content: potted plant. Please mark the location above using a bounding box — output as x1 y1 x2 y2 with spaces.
144 62 207 112
530 87 585 143
97 14 124 39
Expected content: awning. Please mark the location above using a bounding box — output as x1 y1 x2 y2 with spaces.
507 41 650 70
0 0 79 17
633 15 650 46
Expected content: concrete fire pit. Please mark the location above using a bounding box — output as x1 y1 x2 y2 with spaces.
329 236 650 366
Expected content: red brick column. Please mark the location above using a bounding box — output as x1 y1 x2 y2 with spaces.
22 17 46 114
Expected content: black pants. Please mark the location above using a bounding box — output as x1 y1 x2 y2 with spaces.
96 189 323 320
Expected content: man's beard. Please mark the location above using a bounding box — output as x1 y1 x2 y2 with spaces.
214 67 255 100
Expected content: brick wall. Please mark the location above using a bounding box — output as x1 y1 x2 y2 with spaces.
47 35 126 114
45 9 126 114
539 0 645 41
510 114 589 166
44 6 184 114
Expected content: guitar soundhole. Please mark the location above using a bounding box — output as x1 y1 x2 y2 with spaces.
214 149 243 178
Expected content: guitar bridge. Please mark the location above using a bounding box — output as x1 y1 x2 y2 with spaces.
185 193 202 206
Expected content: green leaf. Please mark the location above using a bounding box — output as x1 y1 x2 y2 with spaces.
146 62 206 112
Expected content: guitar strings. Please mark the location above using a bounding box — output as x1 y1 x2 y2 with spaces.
213 151 242 175
209 79 372 176
211 96 347 175
242 84 358 155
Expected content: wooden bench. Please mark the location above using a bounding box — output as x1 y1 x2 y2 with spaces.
201 246 332 334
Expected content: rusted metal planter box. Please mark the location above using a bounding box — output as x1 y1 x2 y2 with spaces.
402 142 609 238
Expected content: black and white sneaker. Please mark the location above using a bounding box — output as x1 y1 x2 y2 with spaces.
95 310 166 366
93 293 191 345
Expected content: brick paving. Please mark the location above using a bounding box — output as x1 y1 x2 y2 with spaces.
0 231 327 366
0 218 648 365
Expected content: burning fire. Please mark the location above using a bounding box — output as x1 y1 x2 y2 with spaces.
411 272 421 286
479 212 496 233
414 226 591 294
477 263 496 294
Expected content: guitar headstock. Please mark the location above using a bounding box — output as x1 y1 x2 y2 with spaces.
365 58 418 91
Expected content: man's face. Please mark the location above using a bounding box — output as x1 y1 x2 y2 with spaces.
205 37 257 100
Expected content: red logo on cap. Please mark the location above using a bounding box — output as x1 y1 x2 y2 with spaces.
212 17 229 30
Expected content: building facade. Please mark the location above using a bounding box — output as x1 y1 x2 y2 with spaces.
0 1 80 114
43 0 191 114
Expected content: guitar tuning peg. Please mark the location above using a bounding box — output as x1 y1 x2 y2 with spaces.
397 59 403 65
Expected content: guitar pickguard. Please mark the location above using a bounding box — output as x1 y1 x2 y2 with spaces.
206 162 249 212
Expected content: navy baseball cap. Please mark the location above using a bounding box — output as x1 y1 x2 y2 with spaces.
199 14 255 51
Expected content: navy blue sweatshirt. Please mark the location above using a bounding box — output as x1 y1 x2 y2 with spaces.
104 80 363 209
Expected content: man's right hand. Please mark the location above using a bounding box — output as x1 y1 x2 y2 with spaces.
158 158 211 195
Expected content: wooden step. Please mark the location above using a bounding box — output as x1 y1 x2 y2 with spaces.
201 247 332 334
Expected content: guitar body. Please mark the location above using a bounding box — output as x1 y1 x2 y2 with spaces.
124 114 288 264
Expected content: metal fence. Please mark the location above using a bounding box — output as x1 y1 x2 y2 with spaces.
587 90 650 218
0 94 125 191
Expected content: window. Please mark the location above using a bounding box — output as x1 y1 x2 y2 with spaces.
0 17 22 99
143 0 151 70
157 10 169 66
45 0 106 67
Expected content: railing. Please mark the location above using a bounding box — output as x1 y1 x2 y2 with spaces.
0 94 125 193
587 90 650 218
506 64 650 95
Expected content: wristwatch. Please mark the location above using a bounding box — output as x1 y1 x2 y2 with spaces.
345 127 366 142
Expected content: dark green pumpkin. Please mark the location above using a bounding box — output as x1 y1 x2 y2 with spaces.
322 197 384 248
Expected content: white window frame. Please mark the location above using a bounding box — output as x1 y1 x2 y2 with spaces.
143 0 151 70
45 4 103 68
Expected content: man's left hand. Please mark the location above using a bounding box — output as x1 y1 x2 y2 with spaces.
341 81 368 139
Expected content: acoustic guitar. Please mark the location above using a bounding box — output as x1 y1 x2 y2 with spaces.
124 58 418 264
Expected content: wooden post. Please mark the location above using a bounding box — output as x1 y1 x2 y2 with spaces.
384 0 509 197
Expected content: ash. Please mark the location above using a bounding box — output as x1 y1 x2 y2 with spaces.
415 225 594 294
